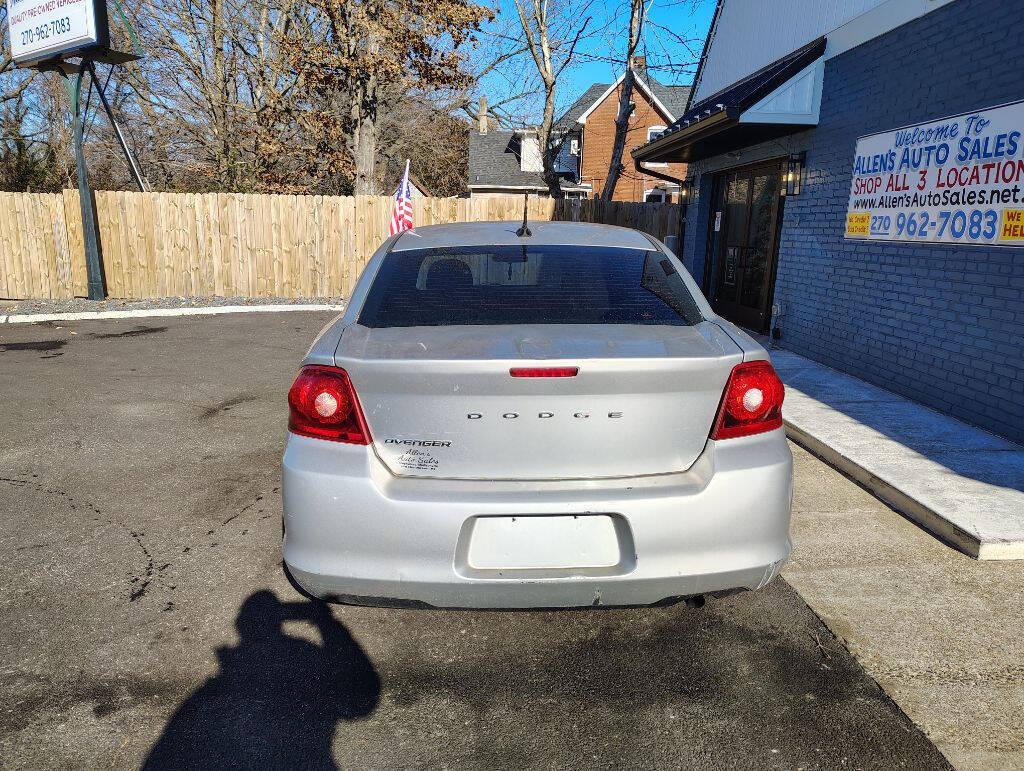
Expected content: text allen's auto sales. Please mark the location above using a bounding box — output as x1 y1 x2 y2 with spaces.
846 100 1024 246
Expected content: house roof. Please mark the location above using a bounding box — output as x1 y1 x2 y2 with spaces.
468 72 691 191
647 80 691 121
468 131 547 189
554 84 608 130
673 36 825 131
553 75 690 132
633 36 826 163
468 130 591 191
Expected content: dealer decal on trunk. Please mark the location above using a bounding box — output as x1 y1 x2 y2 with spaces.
384 439 452 447
383 438 451 472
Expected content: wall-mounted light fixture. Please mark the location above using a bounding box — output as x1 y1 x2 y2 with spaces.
784 153 805 196
679 177 696 205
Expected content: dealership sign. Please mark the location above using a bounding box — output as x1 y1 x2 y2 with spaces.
846 100 1024 246
5 0 108 65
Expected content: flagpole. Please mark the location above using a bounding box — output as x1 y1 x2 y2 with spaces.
404 159 412 231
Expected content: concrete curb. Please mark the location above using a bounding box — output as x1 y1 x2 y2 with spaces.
772 347 1024 562
784 421 1021 560
0 304 346 325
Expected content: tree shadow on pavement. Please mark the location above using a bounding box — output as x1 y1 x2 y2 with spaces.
143 590 379 770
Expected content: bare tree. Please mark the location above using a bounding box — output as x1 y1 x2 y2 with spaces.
0 7 78 192
0 0 516 194
0 6 34 107
600 0 646 199
511 0 593 196
377 96 470 196
640 0 705 80
280 0 491 194
449 8 537 127
120 0 314 191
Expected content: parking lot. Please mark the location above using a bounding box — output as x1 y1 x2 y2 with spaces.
0 312 951 769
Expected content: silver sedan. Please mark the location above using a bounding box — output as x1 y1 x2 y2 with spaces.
282 221 792 609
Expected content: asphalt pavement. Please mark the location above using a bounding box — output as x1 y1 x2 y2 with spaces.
0 313 951 769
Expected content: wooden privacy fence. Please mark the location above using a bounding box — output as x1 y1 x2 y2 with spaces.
0 191 682 300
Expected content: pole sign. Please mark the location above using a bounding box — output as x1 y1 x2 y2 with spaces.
845 100 1024 246
5 0 109 65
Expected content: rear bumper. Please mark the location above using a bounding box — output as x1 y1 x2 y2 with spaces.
282 430 793 609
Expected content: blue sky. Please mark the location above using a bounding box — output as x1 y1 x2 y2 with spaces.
479 0 717 122
572 0 716 88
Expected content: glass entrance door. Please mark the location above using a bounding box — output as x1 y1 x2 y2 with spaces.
708 161 784 333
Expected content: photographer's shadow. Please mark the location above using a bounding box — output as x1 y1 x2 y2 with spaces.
144 590 379 770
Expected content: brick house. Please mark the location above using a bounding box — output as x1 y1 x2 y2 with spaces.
553 60 690 202
632 0 1024 443
467 63 690 201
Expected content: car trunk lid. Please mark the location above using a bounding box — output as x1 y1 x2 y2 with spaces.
336 322 741 480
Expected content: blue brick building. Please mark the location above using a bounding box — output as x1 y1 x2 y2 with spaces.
634 0 1024 442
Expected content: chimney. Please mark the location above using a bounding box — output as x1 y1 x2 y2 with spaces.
633 56 647 80
519 131 543 173
478 95 489 135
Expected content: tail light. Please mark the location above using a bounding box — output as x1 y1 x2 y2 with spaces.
288 365 371 444
710 360 785 440
509 367 579 378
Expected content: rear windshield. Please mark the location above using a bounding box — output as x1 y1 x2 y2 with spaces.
358 245 703 328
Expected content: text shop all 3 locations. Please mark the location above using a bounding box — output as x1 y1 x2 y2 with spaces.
846 99 1024 246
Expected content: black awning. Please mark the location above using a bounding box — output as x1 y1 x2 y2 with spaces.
633 37 826 164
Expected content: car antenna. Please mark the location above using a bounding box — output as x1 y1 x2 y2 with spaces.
516 193 532 237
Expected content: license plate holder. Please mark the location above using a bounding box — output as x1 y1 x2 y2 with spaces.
467 514 620 570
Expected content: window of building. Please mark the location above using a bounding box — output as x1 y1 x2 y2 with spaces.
644 188 668 203
645 125 668 167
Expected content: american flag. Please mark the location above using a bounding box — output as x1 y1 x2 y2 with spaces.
389 159 414 235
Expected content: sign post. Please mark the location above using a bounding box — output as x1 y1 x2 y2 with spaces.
85 59 146 191
6 0 142 299
65 64 106 300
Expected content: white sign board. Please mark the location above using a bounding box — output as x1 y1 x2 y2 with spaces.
845 99 1024 246
6 0 107 65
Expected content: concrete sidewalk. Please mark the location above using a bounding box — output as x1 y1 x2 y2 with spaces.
783 443 1024 770
771 349 1024 560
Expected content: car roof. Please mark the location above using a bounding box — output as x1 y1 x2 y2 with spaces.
389 220 657 252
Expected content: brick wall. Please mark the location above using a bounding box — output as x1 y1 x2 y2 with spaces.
580 83 687 201
681 0 1024 442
